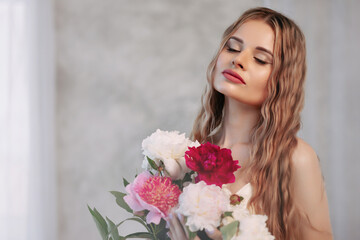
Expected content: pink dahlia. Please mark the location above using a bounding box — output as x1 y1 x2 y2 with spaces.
185 142 240 187
123 172 181 224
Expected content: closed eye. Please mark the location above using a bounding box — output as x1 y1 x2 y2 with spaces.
254 57 268 65
226 47 240 53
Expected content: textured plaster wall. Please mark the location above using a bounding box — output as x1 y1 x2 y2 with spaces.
56 0 360 239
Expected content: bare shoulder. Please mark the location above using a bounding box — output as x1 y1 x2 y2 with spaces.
291 138 333 238
291 137 323 204
292 138 319 168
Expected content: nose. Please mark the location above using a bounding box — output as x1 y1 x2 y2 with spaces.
232 50 249 70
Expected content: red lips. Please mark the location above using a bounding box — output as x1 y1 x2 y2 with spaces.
222 69 246 85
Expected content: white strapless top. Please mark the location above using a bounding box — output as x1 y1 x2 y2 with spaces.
222 183 253 214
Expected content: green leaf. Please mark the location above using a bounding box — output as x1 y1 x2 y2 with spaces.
106 217 124 240
103 217 151 239
88 205 108 240
118 217 150 232
172 179 182 189
220 220 239 240
110 191 133 213
223 211 233 217
186 225 197 240
188 230 197 240
152 219 169 239
159 160 171 176
147 156 159 171
182 172 189 182
183 171 194 183
155 227 170 240
123 178 130 187
124 232 154 239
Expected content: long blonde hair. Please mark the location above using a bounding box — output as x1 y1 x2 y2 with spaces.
191 7 306 239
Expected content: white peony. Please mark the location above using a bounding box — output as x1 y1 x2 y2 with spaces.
234 214 275 240
176 181 229 232
141 129 199 180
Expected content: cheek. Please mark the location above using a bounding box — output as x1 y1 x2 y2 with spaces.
213 58 225 87
213 52 232 80
216 54 225 65
215 52 230 69
213 68 224 92
255 68 272 89
252 69 271 104
255 76 269 92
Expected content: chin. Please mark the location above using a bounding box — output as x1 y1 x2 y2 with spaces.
213 79 231 95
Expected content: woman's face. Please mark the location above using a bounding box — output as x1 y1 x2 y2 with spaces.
213 20 274 107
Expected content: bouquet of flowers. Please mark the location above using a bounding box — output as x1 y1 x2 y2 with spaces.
88 129 274 240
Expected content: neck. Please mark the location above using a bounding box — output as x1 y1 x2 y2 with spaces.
218 97 260 148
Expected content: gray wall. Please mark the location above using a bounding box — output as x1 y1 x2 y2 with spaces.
56 0 360 239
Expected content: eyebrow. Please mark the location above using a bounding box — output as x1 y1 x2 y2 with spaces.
229 36 274 57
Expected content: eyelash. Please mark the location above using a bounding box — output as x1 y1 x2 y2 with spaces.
254 58 267 65
226 47 240 53
226 47 268 65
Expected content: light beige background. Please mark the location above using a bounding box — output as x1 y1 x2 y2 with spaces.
56 0 360 239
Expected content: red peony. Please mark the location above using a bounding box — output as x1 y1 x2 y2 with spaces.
185 142 240 187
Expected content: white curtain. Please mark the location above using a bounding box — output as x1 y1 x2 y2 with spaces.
0 0 56 239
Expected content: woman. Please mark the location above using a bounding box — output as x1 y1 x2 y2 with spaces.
168 7 333 240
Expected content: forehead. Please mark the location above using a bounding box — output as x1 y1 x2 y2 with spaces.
231 20 274 52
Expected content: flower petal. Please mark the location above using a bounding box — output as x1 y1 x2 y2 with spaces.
146 210 162 225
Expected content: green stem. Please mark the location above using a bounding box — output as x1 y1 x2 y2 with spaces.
149 223 158 240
